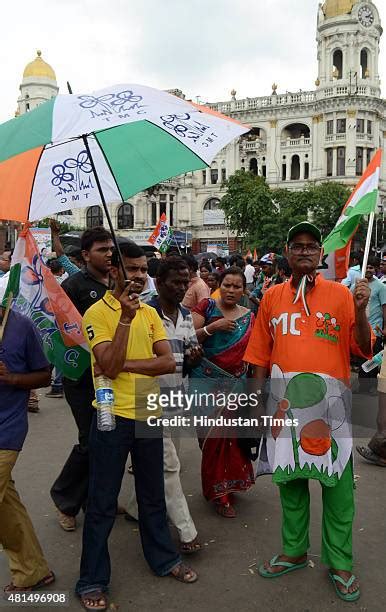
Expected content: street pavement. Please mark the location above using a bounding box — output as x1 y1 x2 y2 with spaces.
1 390 385 612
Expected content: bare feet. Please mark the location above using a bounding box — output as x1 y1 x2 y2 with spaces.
262 553 307 575
79 591 107 611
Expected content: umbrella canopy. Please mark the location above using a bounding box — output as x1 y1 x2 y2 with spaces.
0 83 248 222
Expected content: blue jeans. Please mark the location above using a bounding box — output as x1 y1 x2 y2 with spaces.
75 414 180 595
52 368 63 392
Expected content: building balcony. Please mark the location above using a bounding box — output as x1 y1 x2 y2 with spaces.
325 133 373 144
281 136 311 149
208 90 317 114
240 140 267 153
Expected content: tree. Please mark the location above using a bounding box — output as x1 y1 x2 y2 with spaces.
220 171 278 252
220 173 362 252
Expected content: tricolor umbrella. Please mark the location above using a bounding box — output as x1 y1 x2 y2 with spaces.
0 84 248 258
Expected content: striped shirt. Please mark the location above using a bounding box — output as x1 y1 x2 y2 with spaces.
148 296 198 411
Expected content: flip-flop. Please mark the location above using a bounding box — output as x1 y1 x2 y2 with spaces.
329 572 360 602
180 538 202 554
4 571 55 592
169 562 198 583
356 445 386 467
79 590 108 611
258 554 307 578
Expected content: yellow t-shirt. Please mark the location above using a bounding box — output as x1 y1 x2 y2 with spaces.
82 291 167 420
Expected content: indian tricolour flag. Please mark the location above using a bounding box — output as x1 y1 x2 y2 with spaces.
1 229 89 380
148 213 174 253
323 149 382 255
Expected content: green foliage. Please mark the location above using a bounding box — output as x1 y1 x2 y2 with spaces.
220 173 358 251
37 218 84 233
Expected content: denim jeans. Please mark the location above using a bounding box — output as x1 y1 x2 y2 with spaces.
75 413 180 595
52 368 63 392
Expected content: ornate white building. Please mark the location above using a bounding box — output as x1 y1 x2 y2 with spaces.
13 1 386 253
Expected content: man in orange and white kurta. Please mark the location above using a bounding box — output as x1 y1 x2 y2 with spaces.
244 222 373 603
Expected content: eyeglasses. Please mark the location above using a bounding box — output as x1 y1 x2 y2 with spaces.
289 243 321 254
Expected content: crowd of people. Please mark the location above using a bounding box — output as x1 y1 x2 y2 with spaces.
0 218 385 609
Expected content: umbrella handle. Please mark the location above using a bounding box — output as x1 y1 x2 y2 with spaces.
82 135 128 281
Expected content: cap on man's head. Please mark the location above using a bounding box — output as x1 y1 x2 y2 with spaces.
287 222 322 245
260 253 274 265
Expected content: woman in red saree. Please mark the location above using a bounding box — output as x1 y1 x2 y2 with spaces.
191 267 255 517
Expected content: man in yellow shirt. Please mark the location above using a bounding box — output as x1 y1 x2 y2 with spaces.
76 242 197 612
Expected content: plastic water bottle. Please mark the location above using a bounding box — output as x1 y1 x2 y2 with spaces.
95 374 116 431
362 350 384 373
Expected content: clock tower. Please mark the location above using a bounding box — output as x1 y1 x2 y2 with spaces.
316 0 382 95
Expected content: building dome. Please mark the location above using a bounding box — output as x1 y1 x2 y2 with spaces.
323 0 357 19
23 50 56 81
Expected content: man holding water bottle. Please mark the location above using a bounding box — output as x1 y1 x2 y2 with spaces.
77 242 197 611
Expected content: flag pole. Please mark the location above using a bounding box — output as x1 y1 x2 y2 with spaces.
361 212 375 278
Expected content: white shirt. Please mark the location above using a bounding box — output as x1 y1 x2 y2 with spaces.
244 264 255 284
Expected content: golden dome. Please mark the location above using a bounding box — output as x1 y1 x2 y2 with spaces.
23 50 56 81
323 0 356 18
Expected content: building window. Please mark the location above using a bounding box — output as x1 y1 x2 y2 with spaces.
202 170 206 185
367 120 372 135
203 198 225 225
249 158 258 175
356 119 365 134
336 119 346 134
159 194 167 217
210 169 218 184
356 148 364 176
26 102 30 111
170 195 174 226
327 148 333 177
282 164 286 181
367 149 373 166
57 210 72 216
86 206 103 228
332 49 343 79
117 203 134 229
262 165 266 178
304 162 309 180
290 155 300 180
326 120 334 135
221 167 226 182
337 147 346 176
151 200 157 225
360 49 368 79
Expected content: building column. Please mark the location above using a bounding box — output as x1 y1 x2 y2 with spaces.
332 148 337 177
267 119 280 183
346 110 357 178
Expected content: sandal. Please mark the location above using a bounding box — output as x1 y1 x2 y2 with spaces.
4 570 55 592
169 562 198 583
356 445 386 467
180 537 202 554
79 590 107 611
329 572 360 602
214 501 236 518
258 554 307 578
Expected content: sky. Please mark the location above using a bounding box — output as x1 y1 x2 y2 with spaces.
0 0 385 121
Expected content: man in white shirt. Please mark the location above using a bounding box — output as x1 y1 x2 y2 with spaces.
244 256 256 290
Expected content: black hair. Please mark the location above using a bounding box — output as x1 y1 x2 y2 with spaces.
48 259 64 274
367 255 380 268
208 271 220 281
81 226 112 251
350 251 363 265
199 263 211 273
215 257 226 265
111 242 145 267
182 254 198 272
219 266 246 289
277 257 292 277
156 256 189 283
147 257 161 278
246 256 253 264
